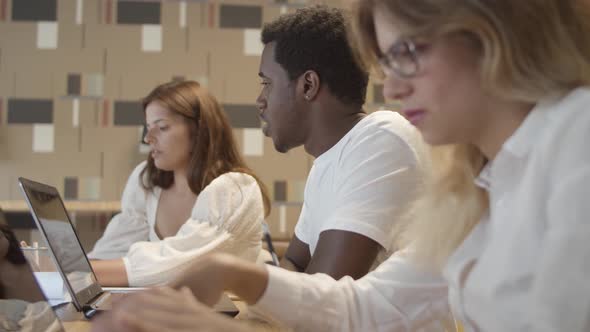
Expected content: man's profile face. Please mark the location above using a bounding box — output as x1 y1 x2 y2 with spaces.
256 42 306 153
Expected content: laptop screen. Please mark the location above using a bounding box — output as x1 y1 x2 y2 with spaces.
18 178 102 308
0 215 65 332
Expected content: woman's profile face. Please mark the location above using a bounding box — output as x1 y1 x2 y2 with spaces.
372 5 491 146
143 101 193 172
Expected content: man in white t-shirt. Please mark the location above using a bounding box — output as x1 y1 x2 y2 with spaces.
257 6 427 279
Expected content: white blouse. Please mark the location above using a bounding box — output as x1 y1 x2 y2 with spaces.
88 162 264 286
253 87 590 331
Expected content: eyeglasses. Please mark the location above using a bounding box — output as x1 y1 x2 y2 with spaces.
378 39 429 79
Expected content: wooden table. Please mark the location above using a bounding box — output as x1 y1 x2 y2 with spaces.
55 300 290 332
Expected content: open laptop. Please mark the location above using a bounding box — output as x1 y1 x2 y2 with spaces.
0 210 66 332
18 177 239 319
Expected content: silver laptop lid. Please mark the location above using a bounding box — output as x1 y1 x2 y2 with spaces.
0 212 65 331
18 177 103 311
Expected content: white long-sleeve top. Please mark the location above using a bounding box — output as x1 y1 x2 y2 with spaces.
253 88 590 331
88 162 264 286
253 250 452 332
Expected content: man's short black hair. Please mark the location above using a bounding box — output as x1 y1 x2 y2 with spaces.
261 5 368 106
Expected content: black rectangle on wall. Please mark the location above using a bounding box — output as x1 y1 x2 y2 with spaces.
274 181 287 202
223 104 260 128
219 5 262 29
67 74 81 96
64 177 79 200
7 99 53 124
117 1 161 25
114 101 144 126
12 0 57 21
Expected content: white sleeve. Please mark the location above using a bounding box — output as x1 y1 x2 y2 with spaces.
528 115 590 332
323 128 424 249
253 250 451 332
122 172 264 287
88 162 150 260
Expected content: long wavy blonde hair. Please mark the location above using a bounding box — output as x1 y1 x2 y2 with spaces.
350 0 590 270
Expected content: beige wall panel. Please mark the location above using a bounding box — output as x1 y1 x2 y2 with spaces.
188 29 244 98
79 99 100 127
0 126 34 160
0 71 16 96
54 126 80 154
169 26 190 52
2 47 61 75
186 2 204 29
106 49 162 79
161 1 180 27
162 1 188 52
59 23 84 50
188 28 242 54
99 170 122 201
263 6 282 24
157 50 208 83
84 24 141 52
36 152 102 177
81 127 145 199
53 98 98 128
51 49 103 74
163 26 187 53
80 126 141 154
101 149 145 201
58 0 77 23
53 72 68 97
14 71 54 98
0 173 12 200
53 98 82 130
53 99 73 126
120 72 160 100
218 54 260 104
109 49 207 97
102 72 122 99
166 49 208 78
83 0 102 25
0 162 19 200
0 22 36 50
6 151 102 199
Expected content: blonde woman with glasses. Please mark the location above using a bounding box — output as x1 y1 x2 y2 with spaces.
92 1 590 331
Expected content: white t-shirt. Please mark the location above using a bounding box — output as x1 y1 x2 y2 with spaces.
294 111 429 267
88 162 264 286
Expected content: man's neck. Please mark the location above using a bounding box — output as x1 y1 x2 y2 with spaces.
304 99 366 158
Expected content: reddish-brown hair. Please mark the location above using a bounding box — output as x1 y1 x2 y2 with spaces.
140 80 270 216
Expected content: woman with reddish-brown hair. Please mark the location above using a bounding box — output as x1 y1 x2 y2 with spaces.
87 80 270 287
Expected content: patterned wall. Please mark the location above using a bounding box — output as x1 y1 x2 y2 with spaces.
0 0 390 240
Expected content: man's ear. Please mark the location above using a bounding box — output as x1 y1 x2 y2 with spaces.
297 70 320 101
